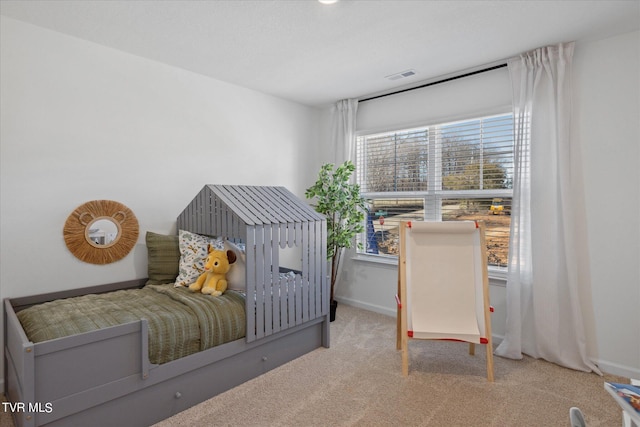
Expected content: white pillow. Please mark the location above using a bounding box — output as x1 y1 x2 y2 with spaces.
224 239 246 291
174 230 222 287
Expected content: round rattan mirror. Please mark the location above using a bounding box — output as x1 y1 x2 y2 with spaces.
64 200 139 264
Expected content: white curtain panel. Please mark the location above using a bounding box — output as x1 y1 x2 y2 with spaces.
495 42 600 373
330 98 358 287
332 99 358 165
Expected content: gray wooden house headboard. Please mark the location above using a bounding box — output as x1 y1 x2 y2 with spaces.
177 185 328 342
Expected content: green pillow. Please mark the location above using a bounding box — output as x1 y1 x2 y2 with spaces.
145 231 180 285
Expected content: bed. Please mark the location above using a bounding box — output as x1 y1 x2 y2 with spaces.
4 185 329 427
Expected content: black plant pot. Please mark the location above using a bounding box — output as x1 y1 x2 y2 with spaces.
329 300 338 322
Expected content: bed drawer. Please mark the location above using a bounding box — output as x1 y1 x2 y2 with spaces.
39 320 325 427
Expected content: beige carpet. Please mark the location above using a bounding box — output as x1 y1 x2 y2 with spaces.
154 304 628 427
2 304 630 426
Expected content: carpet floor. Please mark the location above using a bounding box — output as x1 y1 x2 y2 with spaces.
153 304 628 427
1 303 630 426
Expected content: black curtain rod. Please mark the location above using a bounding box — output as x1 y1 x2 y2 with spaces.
359 63 508 103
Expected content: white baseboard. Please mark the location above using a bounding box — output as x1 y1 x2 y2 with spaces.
595 359 640 380
335 296 506 344
334 296 395 318
335 297 639 380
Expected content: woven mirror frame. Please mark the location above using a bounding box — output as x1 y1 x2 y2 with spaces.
63 200 139 265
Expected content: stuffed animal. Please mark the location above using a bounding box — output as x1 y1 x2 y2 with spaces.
189 245 237 296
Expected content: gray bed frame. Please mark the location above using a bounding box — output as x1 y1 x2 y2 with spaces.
4 185 329 427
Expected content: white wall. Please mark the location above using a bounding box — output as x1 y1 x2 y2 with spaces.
0 16 322 384
573 30 640 378
337 31 640 379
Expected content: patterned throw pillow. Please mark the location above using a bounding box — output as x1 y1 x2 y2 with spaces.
174 230 223 287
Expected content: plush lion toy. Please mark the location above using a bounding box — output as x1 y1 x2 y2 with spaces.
189 245 237 296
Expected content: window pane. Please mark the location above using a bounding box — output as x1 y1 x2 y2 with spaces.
356 113 514 269
442 197 511 267
439 115 513 191
356 129 428 193
361 199 425 256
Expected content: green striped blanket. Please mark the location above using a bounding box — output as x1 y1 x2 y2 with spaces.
17 284 246 364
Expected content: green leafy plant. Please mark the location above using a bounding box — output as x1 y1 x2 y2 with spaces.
305 161 366 303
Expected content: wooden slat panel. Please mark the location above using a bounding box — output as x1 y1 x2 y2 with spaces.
254 225 265 340
212 185 259 226
193 189 200 235
302 269 309 322
249 186 290 225
280 223 287 249
245 225 257 343
271 225 280 332
287 273 295 328
288 222 294 249
302 220 310 283
271 225 280 274
316 221 328 314
233 211 240 239
301 221 311 319
279 276 289 329
189 198 195 232
211 187 222 237
207 189 215 237
263 225 273 337
224 185 276 226
221 201 230 239
275 186 324 222
248 186 289 224
190 191 197 233
295 275 303 325
275 278 283 331
200 190 207 235
313 220 320 315
319 219 327 314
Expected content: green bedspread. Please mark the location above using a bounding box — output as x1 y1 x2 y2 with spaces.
16 284 246 364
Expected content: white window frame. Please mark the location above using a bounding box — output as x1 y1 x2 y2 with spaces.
354 111 514 280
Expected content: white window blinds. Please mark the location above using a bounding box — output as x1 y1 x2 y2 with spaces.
356 113 514 267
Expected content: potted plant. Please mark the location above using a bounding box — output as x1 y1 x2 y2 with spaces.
305 161 366 321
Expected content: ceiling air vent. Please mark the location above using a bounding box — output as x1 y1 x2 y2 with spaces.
386 69 417 81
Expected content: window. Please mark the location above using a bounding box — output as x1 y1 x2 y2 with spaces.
356 113 514 268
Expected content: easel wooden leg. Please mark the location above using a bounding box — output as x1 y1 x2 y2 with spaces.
402 336 409 376
485 342 494 382
396 301 402 350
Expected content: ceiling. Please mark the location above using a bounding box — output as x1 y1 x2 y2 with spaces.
1 0 638 107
